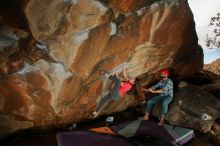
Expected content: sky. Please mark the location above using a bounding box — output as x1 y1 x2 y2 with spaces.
188 0 220 64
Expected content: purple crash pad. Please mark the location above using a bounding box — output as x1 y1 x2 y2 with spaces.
111 120 174 141
56 130 133 146
110 119 194 146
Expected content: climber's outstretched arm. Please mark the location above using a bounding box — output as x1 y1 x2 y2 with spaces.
122 65 129 81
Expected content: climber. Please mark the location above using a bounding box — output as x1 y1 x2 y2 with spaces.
140 69 173 125
92 65 136 117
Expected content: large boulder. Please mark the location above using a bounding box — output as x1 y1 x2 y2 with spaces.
0 0 203 136
165 85 220 133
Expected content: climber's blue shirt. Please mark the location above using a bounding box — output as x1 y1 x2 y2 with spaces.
152 78 173 97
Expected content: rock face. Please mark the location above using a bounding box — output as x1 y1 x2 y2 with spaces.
202 60 220 100
0 0 203 136
204 58 220 76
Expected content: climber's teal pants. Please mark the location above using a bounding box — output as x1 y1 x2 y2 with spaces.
145 95 173 117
